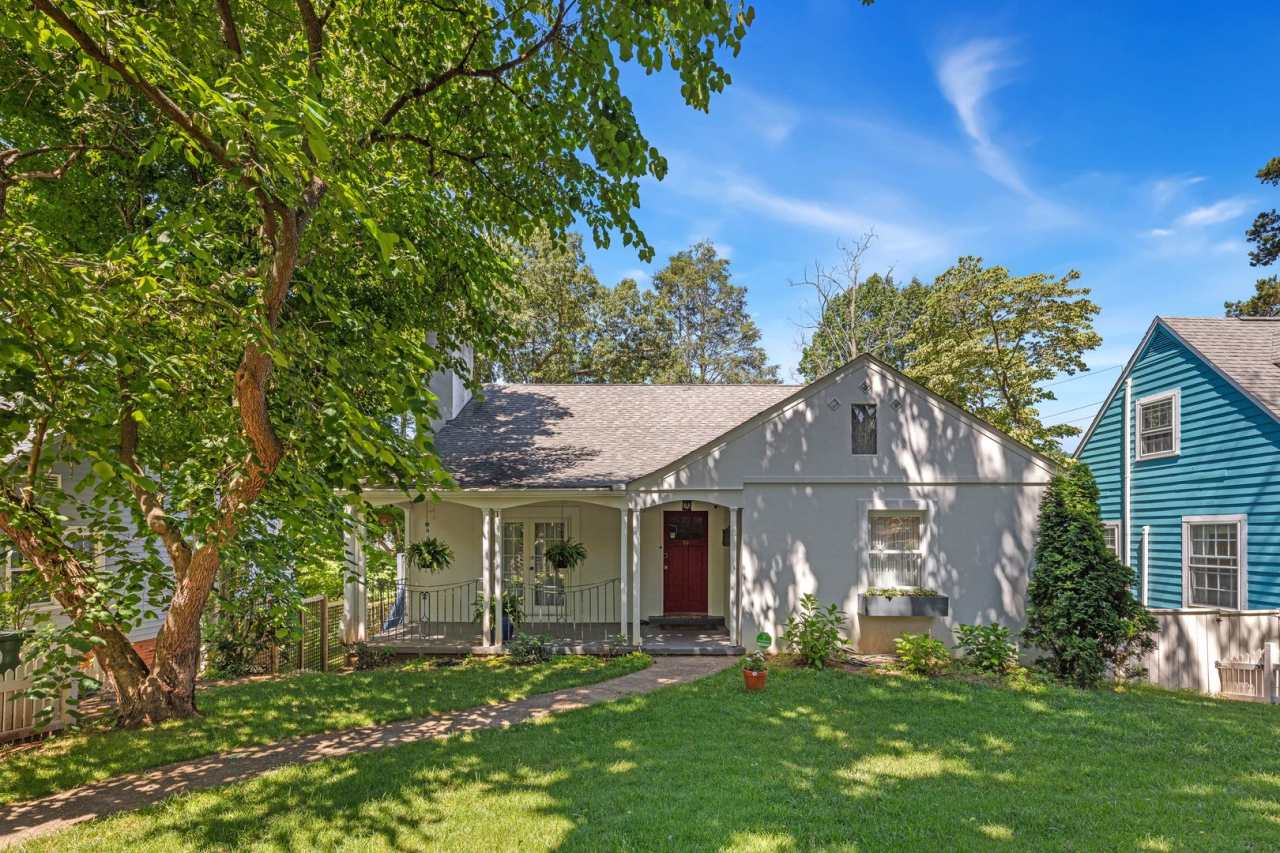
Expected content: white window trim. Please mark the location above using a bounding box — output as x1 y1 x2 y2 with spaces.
1135 389 1180 461
858 498 931 590
1101 520 1122 559
1181 514 1247 611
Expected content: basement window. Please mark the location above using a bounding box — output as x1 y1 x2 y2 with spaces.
1136 390 1179 460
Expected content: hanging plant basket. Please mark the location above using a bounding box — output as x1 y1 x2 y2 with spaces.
407 537 453 574
545 539 587 571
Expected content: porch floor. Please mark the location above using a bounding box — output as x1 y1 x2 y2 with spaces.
365 621 744 656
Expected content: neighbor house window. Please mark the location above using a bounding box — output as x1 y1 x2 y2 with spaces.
1136 390 1179 459
3 541 50 606
868 513 923 587
851 403 877 455
1183 516 1246 610
1102 522 1121 559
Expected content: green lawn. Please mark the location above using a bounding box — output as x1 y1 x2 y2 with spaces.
20 662 1280 851
0 653 650 806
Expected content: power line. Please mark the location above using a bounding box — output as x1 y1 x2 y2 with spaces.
1044 364 1122 388
1042 399 1105 419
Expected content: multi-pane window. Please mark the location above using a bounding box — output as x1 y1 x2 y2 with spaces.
1137 392 1178 459
1186 521 1242 609
868 513 923 588
851 404 877 455
1102 522 1121 559
532 521 567 607
501 521 525 596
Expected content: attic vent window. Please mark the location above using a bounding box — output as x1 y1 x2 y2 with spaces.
851 403 877 455
827 397 841 411
861 379 872 394
891 399 903 411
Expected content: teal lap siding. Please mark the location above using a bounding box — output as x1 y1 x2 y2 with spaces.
1077 325 1280 610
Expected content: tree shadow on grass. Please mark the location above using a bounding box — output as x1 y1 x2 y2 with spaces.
41 667 1280 852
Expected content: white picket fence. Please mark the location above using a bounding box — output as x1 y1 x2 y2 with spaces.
1 659 73 742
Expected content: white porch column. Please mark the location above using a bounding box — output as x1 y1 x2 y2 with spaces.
631 507 641 647
342 503 367 644
729 507 740 647
493 509 504 651
619 508 629 642
480 508 492 648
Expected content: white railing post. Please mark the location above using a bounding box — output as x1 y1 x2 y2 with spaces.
1266 641 1279 704
493 509 504 651
480 508 492 649
619 507 629 643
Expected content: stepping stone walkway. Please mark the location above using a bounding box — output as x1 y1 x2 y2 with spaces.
0 655 736 847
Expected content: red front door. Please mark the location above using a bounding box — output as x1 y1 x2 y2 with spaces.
663 510 709 614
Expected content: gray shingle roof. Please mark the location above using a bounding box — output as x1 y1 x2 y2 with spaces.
434 383 800 488
1161 316 1280 418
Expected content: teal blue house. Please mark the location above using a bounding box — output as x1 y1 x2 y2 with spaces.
1076 316 1280 611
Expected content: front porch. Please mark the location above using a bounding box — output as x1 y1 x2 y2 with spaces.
341 491 747 657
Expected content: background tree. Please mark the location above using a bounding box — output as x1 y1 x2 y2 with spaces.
652 241 779 384
1022 463 1157 687
795 237 929 380
586 278 674 383
495 233 601 383
0 0 756 725
1246 156 1280 268
903 257 1101 455
1224 275 1280 317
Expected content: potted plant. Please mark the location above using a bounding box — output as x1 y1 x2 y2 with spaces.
742 631 771 691
544 539 587 572
473 588 525 644
407 536 453 574
0 573 42 675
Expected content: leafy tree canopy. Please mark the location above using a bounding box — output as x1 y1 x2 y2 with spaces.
798 271 929 380
0 0 756 725
1246 156 1280 268
1225 275 1280 318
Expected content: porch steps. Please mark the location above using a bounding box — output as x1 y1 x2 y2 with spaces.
646 614 725 630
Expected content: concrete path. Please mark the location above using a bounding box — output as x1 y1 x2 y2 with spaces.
0 656 735 847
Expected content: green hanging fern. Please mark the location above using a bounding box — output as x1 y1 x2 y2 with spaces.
407 537 453 574
544 539 587 571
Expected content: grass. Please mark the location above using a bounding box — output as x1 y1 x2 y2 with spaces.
0 653 651 806
19 662 1280 851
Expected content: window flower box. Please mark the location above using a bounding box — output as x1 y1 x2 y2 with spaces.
858 591 949 618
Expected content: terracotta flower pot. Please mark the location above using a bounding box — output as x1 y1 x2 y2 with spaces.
743 668 767 691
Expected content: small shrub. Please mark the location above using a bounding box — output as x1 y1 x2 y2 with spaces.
782 594 846 668
894 632 950 676
742 649 767 673
351 642 395 671
507 633 552 665
600 632 631 658
955 624 1018 674
864 587 940 598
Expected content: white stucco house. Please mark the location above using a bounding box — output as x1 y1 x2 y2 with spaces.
343 354 1055 655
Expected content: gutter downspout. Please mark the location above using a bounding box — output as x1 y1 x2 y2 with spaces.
1123 377 1133 570
1141 525 1150 605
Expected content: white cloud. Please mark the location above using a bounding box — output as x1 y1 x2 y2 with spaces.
935 38 1031 197
727 87 798 146
619 267 650 284
1144 228 1174 238
719 178 953 262
1151 174 1205 208
1174 197 1251 228
711 241 734 259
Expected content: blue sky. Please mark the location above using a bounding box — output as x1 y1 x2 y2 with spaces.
575 0 1279 451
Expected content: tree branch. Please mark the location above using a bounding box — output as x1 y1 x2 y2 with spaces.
295 0 324 76
118 380 193 579
213 0 243 55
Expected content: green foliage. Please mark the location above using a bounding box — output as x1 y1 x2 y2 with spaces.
864 586 938 598
894 633 951 676
904 257 1101 456
652 241 780 383
506 633 553 666
473 589 525 629
350 643 396 672
781 594 846 668
1225 275 1280 317
954 624 1018 674
742 649 767 674
1022 463 1158 687
544 539 587 571
1247 156 1280 268
798 260 930 381
407 537 453 574
0 0 755 717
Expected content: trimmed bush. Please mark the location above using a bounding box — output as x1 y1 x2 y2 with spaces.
507 633 552 665
782 594 846 668
955 624 1017 674
1022 463 1157 687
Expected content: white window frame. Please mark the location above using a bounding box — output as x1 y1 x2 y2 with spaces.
498 507 579 614
1135 389 1180 460
1181 514 1247 611
864 505 928 589
1101 521 1122 559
